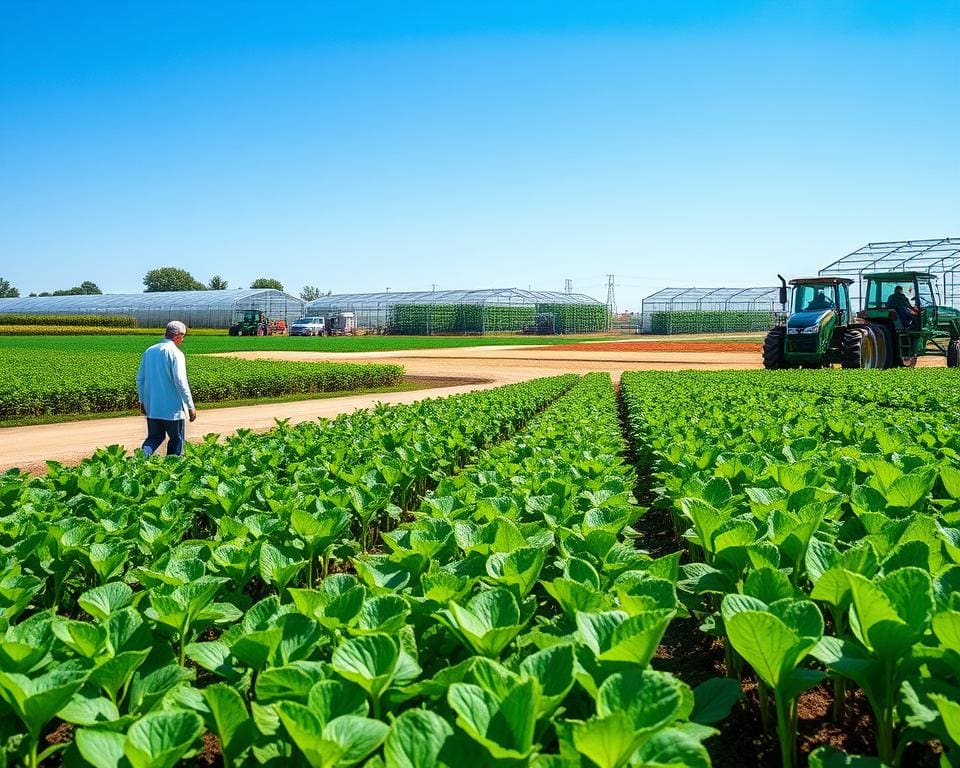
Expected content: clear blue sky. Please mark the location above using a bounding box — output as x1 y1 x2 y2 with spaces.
2 1 958 310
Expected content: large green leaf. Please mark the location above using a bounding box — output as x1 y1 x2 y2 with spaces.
596 669 685 734
203 683 253 766
332 633 399 702
383 709 453 768
124 709 204 768
75 728 128 768
447 678 538 761
570 712 642 768
79 582 135 622
485 547 545 598
690 677 742 725
723 607 815 690
0 664 89 737
275 701 344 768
443 588 527 658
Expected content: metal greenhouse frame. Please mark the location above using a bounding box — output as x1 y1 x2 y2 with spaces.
819 238 960 308
0 289 305 329
639 286 780 334
307 288 608 335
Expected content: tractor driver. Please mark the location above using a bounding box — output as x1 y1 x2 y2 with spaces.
805 289 833 311
885 285 916 328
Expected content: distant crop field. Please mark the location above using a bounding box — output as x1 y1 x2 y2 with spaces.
0 346 404 419
0 333 613 356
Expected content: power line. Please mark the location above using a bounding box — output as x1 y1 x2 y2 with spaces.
606 274 617 316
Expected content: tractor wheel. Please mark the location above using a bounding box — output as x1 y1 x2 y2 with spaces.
256 326 267 337
762 327 787 370
872 324 894 369
842 327 880 369
948 339 960 368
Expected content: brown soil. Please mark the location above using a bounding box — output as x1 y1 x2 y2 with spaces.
198 732 222 766
546 341 763 353
631 465 905 767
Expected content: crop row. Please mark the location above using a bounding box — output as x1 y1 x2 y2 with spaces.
621 369 960 768
0 349 405 417
0 314 138 328
0 374 731 768
757 367 960 414
0 375 581 766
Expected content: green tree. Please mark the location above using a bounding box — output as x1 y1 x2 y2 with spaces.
299 285 324 302
0 277 19 298
250 278 284 291
47 281 102 296
208 275 229 290
143 267 206 292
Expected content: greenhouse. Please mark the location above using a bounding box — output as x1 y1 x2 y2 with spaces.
0 289 304 329
306 288 609 334
640 286 780 334
818 237 960 307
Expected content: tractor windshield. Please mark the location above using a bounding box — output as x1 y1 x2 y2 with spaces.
243 310 260 322
794 285 836 313
865 281 916 310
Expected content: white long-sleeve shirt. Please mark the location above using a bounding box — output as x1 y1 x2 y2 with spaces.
136 338 195 420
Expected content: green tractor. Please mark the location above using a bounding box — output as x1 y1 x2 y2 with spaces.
228 309 287 337
763 271 960 369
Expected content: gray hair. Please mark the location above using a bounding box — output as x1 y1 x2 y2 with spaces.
165 321 187 338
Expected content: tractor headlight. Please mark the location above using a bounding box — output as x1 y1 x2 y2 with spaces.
801 325 820 334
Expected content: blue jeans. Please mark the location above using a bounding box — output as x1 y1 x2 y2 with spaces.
142 418 186 456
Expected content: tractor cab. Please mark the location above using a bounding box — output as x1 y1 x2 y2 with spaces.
772 277 854 361
784 277 853 330
857 271 960 364
859 272 939 331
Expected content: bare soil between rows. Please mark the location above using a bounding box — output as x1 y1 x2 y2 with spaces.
546 340 763 353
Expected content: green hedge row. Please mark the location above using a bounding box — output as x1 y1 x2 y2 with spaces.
0 313 138 327
1 348 405 417
0 326 225 336
648 309 775 334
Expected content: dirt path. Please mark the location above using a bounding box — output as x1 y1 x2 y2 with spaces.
0 344 828 473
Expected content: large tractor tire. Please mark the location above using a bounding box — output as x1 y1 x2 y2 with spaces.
256 325 267 337
841 327 881 369
872 324 894 369
762 327 787 370
948 339 960 368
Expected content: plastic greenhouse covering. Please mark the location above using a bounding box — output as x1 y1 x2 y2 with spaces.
0 289 305 329
640 286 780 334
307 288 609 334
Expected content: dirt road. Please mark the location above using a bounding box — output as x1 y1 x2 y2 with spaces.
0 344 789 473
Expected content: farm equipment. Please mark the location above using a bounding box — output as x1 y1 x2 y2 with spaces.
326 311 356 336
228 309 287 337
763 271 960 369
522 313 558 335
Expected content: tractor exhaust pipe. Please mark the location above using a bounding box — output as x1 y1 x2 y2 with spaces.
777 274 788 310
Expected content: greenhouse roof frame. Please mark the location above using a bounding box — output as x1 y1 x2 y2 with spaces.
819 238 960 276
641 286 780 310
818 238 960 306
308 288 604 309
0 289 299 313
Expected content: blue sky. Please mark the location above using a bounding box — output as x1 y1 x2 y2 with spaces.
1 2 958 310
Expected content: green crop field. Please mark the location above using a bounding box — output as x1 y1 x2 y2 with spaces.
1 368 960 767
0 346 404 420
0 334 613 355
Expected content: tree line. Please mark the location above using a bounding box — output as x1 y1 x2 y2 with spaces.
0 270 331 303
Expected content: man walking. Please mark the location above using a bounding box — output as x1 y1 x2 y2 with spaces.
136 320 197 456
